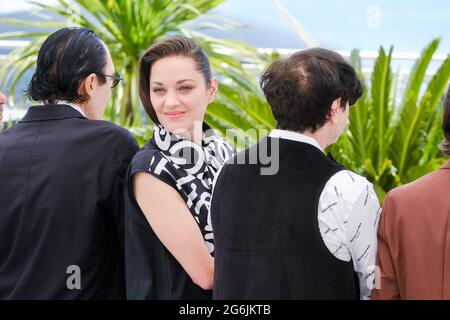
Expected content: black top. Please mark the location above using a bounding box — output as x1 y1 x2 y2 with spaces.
124 124 233 300
0 105 139 299
124 138 213 300
212 137 359 299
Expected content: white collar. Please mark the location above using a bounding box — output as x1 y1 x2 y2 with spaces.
269 129 323 151
55 100 86 117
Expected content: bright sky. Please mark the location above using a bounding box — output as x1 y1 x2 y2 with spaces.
0 0 58 13
210 0 450 53
1 0 450 53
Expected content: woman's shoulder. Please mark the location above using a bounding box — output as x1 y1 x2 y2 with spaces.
128 142 177 188
129 142 163 171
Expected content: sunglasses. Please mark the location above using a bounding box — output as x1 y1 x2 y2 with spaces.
100 72 123 88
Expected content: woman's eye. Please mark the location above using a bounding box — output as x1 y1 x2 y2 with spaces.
179 86 193 92
152 88 164 93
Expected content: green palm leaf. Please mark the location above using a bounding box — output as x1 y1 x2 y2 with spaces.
391 39 442 180
331 39 449 202
371 46 394 173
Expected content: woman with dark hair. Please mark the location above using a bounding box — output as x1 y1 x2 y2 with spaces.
372 87 450 300
124 36 234 300
0 27 138 299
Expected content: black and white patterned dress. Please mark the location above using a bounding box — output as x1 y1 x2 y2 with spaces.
124 123 234 300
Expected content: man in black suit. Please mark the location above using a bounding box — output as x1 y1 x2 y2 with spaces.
0 28 138 299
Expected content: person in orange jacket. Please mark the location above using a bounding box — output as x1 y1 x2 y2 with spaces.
372 87 450 300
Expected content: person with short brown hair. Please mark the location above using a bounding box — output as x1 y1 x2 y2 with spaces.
212 48 380 300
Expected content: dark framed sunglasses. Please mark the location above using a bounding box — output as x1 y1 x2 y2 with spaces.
100 72 123 88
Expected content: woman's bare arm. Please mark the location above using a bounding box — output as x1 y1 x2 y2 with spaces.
133 172 214 290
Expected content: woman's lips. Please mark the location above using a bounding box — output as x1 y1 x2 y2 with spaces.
164 111 186 120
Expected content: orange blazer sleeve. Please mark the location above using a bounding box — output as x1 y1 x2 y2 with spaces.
371 191 400 300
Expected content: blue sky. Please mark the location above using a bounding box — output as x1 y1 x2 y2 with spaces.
1 0 450 53
208 0 450 53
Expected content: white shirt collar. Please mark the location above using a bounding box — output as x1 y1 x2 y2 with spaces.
269 129 323 151
55 100 86 117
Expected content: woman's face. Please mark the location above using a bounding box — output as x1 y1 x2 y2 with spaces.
149 55 217 140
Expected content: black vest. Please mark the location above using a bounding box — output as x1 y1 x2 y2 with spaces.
211 137 359 299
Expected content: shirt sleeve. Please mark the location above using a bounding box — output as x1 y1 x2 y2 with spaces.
345 175 380 300
318 170 381 300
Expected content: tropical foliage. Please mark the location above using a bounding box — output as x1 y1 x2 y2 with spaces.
328 39 450 200
0 0 275 147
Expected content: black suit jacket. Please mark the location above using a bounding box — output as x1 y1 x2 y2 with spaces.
0 104 139 299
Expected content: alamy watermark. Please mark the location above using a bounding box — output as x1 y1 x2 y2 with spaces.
66 4 81 28
66 265 81 290
366 4 381 30
170 121 280 175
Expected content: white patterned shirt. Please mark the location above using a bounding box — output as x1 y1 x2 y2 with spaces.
269 129 381 300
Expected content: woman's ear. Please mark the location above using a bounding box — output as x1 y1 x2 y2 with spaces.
208 78 218 104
